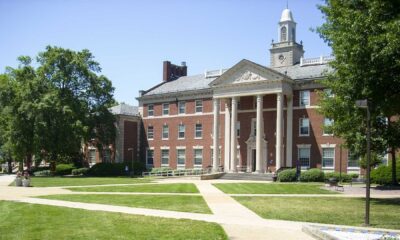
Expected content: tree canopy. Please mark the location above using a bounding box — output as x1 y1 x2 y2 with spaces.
0 46 116 169
317 0 400 184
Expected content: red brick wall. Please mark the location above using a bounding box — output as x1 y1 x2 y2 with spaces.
124 121 138 162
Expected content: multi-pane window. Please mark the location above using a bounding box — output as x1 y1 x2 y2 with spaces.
148 104 154 117
162 103 169 115
178 124 185 139
299 118 310 136
103 149 111 163
194 149 203 165
300 90 310 107
177 149 185 165
298 147 310 168
322 148 335 168
146 149 154 165
147 126 154 140
281 26 287 41
195 100 203 113
178 101 186 114
347 152 359 168
323 118 333 135
89 149 96 164
161 149 169 166
195 123 202 138
162 125 169 139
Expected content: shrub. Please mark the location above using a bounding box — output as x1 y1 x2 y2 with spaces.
299 168 325 182
72 168 89 176
34 170 52 176
55 164 76 176
278 168 297 182
349 173 359 179
371 163 400 185
86 163 124 177
324 172 353 182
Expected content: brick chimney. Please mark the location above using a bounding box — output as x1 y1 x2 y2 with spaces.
163 61 187 82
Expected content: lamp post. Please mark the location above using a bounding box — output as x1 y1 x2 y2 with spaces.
128 148 134 176
355 99 371 226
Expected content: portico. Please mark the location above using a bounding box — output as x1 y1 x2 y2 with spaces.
210 59 294 173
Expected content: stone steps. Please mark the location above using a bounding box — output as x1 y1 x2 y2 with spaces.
218 173 274 181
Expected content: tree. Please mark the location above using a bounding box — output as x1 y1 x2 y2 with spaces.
317 0 400 185
0 46 116 170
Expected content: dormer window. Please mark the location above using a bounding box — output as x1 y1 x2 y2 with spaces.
281 26 287 41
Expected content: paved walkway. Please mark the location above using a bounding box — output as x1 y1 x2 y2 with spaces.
1 175 399 240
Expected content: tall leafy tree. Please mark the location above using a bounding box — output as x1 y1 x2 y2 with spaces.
317 0 400 184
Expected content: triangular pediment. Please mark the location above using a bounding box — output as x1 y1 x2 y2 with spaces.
209 59 290 87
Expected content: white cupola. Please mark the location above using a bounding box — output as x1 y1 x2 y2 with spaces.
278 8 296 43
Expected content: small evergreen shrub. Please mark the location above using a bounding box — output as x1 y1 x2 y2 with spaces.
299 168 325 182
278 168 297 182
72 168 89 176
349 173 359 179
371 163 400 185
55 164 76 176
34 170 52 176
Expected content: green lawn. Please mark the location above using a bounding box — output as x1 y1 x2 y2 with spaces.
40 194 211 213
213 183 335 194
19 176 152 187
0 201 226 240
68 183 199 193
235 196 400 229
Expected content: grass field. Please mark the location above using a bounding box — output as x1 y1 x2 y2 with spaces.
20 177 152 187
0 201 226 239
235 196 400 229
40 194 211 213
68 183 199 193
213 183 336 194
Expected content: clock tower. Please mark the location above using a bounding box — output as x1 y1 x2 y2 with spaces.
270 8 304 68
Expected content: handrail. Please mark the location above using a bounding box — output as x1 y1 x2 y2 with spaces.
142 168 209 178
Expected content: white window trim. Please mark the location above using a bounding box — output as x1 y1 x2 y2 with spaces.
193 148 203 167
195 100 203 114
160 149 170 167
299 118 310 137
321 147 335 170
195 123 203 139
299 90 310 107
162 124 169 140
162 103 169 116
178 124 185 140
147 104 154 117
297 146 311 169
178 101 186 115
146 147 154 166
176 148 186 167
147 126 154 140
322 118 334 136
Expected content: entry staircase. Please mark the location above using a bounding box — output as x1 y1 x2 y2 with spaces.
218 172 274 181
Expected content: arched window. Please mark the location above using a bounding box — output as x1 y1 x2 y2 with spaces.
281 26 287 41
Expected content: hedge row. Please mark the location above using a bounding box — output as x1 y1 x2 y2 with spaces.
371 162 400 185
278 168 360 182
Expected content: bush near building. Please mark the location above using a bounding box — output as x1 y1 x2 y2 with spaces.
299 168 325 182
55 164 76 176
278 168 297 182
371 161 400 185
324 172 358 182
87 162 146 177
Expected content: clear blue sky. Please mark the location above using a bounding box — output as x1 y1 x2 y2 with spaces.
0 0 330 106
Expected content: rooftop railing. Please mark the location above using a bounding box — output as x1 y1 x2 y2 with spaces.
300 55 334 66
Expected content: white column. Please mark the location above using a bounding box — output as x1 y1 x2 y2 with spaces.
276 93 283 171
224 99 231 172
212 98 220 172
286 94 293 167
255 94 263 173
230 97 238 172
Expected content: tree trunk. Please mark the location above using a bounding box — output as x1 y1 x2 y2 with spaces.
26 153 32 171
391 148 397 185
7 156 12 174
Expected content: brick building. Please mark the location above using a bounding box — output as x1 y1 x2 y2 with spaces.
136 8 361 174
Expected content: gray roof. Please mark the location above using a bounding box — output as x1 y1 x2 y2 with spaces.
143 63 331 96
109 103 139 116
273 64 331 80
144 74 216 96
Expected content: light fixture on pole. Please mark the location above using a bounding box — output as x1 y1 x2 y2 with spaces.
355 99 371 226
